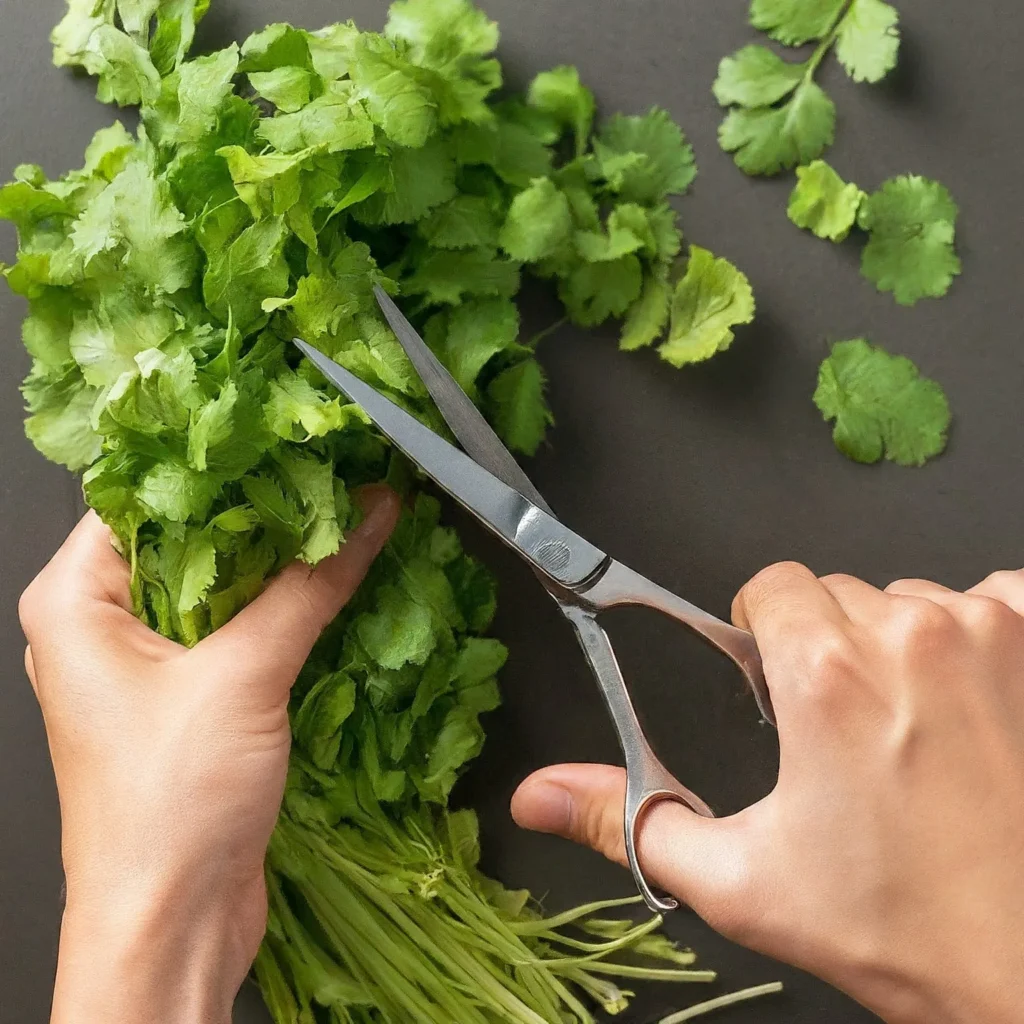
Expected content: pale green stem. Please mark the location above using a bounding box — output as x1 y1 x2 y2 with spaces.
658 982 784 1022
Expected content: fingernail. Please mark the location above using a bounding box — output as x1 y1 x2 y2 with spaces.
352 484 399 541
517 781 573 835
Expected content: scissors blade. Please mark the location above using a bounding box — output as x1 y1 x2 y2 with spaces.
373 284 554 516
294 339 606 588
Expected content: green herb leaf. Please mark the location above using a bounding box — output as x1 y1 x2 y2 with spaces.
835 0 900 84
814 338 951 466
858 175 961 306
788 159 865 241
658 246 755 367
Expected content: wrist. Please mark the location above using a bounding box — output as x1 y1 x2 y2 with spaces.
52 877 252 1024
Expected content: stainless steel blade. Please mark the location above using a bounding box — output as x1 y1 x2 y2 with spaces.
294 339 606 588
373 284 554 515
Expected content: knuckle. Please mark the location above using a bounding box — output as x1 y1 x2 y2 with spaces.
959 594 1019 636
800 629 858 691
741 561 810 606
890 596 955 646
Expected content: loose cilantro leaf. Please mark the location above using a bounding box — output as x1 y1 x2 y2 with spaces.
858 174 961 306
717 0 900 175
712 45 805 108
835 0 900 84
814 339 951 466
787 159 865 241
718 79 835 176
749 0 847 47
658 246 755 367
786 163 961 307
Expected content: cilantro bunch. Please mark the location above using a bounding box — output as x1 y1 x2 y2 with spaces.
714 0 901 175
1 0 771 1020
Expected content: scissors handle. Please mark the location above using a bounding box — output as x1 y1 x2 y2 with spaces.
581 561 774 726
559 602 713 912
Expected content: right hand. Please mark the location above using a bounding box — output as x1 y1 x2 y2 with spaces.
513 563 1024 1024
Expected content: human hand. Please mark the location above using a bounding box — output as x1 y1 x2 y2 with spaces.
18 487 400 1024
512 563 1024 1024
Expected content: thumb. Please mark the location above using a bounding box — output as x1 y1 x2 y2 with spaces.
511 763 759 934
201 484 401 681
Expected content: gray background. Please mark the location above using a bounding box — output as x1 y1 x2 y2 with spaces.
1 0 1019 1021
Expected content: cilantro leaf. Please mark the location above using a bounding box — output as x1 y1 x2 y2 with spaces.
619 271 671 352
357 583 437 669
485 358 552 456
254 83 374 154
835 0 900 84
592 108 696 203
658 246 755 367
498 177 572 262
24 372 103 471
558 254 643 327
203 216 291 331
384 0 501 126
402 247 520 305
718 79 835 176
749 0 847 46
51 9 161 106
417 195 501 249
858 174 961 306
814 339 951 466
527 66 595 156
433 297 519 396
348 33 438 148
788 159 865 241
713 45 806 108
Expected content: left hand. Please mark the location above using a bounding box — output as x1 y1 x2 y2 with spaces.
19 487 400 1024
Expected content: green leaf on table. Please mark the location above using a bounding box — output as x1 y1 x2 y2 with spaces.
835 0 900 84
749 0 847 46
713 45 806 108
858 175 961 306
788 159 865 241
718 80 835 176
814 338 951 466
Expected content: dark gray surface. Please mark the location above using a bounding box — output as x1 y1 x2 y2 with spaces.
1 1 1019 1021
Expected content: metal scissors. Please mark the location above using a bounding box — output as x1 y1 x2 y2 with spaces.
294 286 776 913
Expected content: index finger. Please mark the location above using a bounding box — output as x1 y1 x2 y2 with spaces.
732 561 846 646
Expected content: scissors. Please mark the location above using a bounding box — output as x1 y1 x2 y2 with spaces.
294 286 776 913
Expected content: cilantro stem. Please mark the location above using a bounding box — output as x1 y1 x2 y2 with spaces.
511 894 646 934
657 982 785 1022
804 0 855 81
